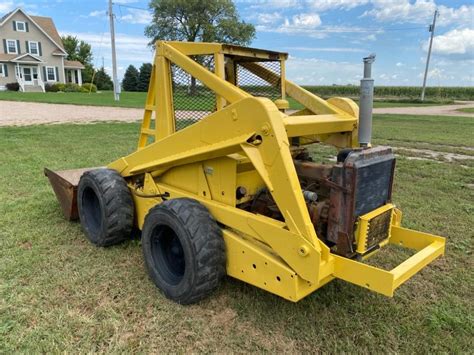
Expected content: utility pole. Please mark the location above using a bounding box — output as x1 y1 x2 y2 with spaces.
108 0 120 101
421 10 438 101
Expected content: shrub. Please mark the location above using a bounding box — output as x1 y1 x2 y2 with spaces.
63 83 82 92
45 83 67 92
6 82 19 91
55 83 66 92
81 83 97 93
45 83 57 92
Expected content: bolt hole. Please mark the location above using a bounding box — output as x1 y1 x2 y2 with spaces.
242 250 245 254
241 270 244 273
264 262 268 266
252 264 256 269
264 282 267 286
291 275 294 278
276 276 281 282
365 283 370 288
203 191 206 196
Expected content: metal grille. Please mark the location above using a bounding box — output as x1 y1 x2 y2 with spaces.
171 55 216 131
235 60 281 101
366 209 392 249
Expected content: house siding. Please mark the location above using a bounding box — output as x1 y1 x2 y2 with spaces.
0 10 66 88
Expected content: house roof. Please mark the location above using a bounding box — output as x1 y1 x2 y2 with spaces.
30 15 64 50
0 53 17 62
11 53 43 63
64 60 85 69
0 8 67 55
0 11 12 23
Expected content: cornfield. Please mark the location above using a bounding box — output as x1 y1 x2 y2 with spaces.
303 86 474 100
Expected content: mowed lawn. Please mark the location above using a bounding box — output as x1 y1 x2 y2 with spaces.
0 114 473 352
0 90 454 110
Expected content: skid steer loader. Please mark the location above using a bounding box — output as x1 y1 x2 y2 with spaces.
45 42 445 304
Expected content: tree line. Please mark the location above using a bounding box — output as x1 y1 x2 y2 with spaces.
122 64 152 92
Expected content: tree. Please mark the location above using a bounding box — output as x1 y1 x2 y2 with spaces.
93 67 113 91
122 65 140 92
62 35 94 83
145 0 255 95
145 0 255 46
62 35 93 65
137 63 153 92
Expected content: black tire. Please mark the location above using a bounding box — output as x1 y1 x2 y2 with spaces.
77 168 134 247
141 198 226 304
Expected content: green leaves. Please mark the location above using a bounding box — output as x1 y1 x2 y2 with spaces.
145 0 255 46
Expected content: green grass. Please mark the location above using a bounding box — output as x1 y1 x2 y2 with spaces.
457 107 474 114
0 114 473 352
0 90 455 111
0 90 147 108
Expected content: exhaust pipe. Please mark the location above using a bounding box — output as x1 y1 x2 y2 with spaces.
358 54 376 147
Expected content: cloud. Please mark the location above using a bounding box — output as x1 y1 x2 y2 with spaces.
365 34 377 41
248 0 369 11
248 0 301 9
291 13 321 28
396 62 403 67
0 1 38 15
256 12 282 25
119 8 152 25
113 0 139 4
284 46 366 53
88 10 106 18
362 1 474 27
256 12 326 37
310 0 369 11
423 28 474 60
0 1 15 13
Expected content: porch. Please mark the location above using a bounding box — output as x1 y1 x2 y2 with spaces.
64 60 85 85
12 54 45 92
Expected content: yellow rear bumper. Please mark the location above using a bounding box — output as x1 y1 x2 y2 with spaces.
333 225 445 297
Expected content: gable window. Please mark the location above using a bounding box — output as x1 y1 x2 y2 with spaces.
6 39 18 54
46 66 56 81
28 41 39 55
15 21 26 32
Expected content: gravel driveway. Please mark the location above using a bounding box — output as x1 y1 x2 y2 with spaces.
1 100 473 127
0 101 143 126
373 101 474 117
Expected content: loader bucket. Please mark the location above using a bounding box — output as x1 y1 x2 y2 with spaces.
44 167 101 220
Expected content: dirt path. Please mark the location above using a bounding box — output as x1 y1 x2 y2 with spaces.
1 100 473 127
373 101 474 117
0 101 144 126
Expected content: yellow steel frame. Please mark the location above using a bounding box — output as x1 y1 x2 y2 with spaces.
108 41 445 302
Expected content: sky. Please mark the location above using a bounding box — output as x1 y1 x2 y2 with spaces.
0 0 473 86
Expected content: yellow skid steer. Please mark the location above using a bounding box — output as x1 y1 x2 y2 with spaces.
45 42 445 304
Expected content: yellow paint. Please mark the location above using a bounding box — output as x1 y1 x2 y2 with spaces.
106 41 445 301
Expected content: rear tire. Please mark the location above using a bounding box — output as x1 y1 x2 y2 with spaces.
141 198 226 304
77 168 134 247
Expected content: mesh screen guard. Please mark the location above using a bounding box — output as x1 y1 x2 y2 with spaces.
170 56 283 131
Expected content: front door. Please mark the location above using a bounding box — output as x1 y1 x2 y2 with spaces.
22 67 33 85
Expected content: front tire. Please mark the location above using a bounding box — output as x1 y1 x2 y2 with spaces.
77 168 134 247
141 198 226 304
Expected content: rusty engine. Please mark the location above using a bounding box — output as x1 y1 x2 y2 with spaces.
244 146 396 258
